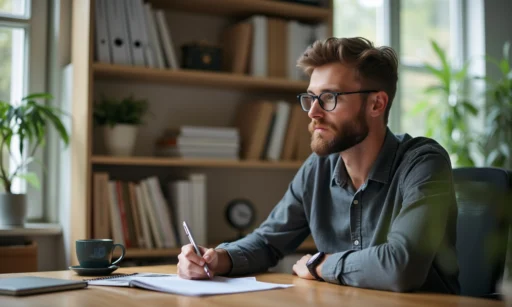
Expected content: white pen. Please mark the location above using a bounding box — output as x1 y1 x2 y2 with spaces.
182 221 213 279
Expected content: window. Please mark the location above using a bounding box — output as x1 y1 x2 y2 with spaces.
0 0 48 220
399 0 461 137
333 0 384 46
333 0 464 137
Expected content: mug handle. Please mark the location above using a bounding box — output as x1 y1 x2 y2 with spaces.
111 244 126 265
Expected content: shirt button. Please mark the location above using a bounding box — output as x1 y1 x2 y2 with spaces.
353 200 359 205
354 240 360 246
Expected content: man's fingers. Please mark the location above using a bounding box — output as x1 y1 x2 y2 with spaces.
178 259 207 278
292 264 298 275
181 245 205 266
203 248 217 263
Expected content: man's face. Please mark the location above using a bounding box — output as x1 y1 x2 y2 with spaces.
306 63 370 156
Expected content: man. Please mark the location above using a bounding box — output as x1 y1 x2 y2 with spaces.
177 37 460 294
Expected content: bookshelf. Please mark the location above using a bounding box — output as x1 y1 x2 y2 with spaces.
70 0 333 266
149 0 331 21
93 63 309 92
92 155 303 170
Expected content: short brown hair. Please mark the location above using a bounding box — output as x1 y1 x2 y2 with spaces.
297 37 398 124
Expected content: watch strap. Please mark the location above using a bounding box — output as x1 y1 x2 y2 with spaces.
307 252 325 281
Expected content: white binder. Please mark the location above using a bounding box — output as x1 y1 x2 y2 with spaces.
94 0 111 63
248 15 268 77
106 0 132 65
143 3 165 69
131 0 155 67
155 10 179 69
124 0 145 66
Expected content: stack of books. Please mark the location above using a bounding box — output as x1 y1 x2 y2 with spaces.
155 126 240 160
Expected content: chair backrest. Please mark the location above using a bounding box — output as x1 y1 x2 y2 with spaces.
453 167 512 297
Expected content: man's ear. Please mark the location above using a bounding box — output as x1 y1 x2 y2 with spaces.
369 92 388 118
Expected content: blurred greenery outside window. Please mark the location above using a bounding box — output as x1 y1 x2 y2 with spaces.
0 0 48 220
333 0 462 138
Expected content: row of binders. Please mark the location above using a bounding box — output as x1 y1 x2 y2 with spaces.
235 101 312 162
92 173 207 249
223 15 328 80
94 0 178 69
155 126 240 160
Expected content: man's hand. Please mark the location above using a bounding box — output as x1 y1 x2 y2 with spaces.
177 245 232 280
292 254 315 280
292 253 329 280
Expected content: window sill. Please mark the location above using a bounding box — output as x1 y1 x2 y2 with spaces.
0 223 62 236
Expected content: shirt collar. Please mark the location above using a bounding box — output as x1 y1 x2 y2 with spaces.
367 127 399 184
331 127 399 187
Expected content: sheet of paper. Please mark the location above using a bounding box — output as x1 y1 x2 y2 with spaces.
131 275 294 296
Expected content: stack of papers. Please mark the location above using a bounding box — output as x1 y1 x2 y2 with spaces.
87 273 294 296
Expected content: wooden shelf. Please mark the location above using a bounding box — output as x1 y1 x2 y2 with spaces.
148 0 331 22
116 239 317 258
93 63 309 93
91 155 303 170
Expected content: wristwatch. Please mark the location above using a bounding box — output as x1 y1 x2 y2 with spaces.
306 251 325 281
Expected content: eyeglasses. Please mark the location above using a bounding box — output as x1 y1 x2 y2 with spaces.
297 90 379 112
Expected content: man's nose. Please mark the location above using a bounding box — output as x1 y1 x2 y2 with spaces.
308 99 324 119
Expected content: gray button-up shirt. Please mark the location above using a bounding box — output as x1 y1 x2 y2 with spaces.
217 128 460 294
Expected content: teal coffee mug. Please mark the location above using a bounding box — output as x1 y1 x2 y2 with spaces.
76 239 125 268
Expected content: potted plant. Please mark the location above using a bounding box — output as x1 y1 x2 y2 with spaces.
93 95 149 156
409 40 479 167
0 93 69 226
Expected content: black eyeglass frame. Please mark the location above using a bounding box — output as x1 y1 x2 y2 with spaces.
297 90 379 112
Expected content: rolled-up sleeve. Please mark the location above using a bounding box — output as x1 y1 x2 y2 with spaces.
320 149 455 292
216 158 313 276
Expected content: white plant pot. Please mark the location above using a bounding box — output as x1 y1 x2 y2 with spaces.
0 193 27 226
103 124 138 156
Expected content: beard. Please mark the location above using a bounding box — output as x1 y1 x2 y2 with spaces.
308 101 369 156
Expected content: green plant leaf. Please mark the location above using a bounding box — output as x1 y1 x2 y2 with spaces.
424 85 445 95
39 106 70 145
430 40 451 86
16 172 40 190
461 101 478 116
21 93 53 101
410 101 430 115
454 61 470 82
499 143 511 158
424 63 448 88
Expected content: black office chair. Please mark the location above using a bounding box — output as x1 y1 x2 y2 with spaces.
453 167 512 299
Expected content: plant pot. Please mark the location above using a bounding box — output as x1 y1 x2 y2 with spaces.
0 193 27 227
103 124 138 156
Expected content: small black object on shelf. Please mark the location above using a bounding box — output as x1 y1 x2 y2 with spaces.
181 41 223 72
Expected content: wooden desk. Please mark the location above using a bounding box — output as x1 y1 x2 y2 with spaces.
0 265 504 307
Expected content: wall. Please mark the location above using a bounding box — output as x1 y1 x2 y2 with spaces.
483 0 512 81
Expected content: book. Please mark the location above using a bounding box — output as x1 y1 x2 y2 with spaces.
86 273 293 296
0 277 87 296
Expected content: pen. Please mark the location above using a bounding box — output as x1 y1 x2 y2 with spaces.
182 221 213 280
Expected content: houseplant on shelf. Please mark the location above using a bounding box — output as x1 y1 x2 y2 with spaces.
410 40 479 167
0 93 69 226
93 95 149 156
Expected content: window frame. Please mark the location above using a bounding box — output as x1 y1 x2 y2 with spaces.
0 0 48 221
387 0 465 134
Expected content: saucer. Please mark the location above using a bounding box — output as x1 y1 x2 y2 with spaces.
69 265 119 276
